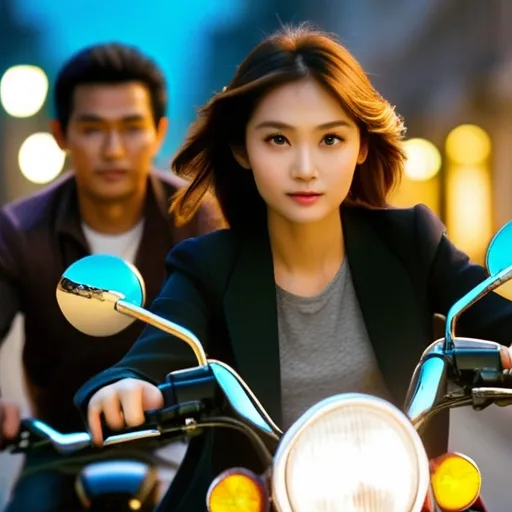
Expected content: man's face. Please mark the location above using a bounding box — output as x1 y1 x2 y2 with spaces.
53 82 167 202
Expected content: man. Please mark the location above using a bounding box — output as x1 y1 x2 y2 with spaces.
0 43 223 511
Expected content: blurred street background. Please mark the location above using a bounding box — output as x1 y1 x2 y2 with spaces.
2 1 512 509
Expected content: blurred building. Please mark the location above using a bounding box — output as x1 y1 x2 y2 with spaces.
346 0 512 261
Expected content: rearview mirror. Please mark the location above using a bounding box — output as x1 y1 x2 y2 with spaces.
486 220 512 301
56 254 145 337
445 219 512 350
56 254 208 365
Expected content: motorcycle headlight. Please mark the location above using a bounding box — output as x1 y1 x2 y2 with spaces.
271 394 430 512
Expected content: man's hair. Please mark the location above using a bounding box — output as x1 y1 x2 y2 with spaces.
54 42 167 132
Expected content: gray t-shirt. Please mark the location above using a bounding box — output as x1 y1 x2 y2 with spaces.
277 259 392 429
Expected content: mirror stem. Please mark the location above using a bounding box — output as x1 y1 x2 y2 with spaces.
444 264 512 351
116 300 208 366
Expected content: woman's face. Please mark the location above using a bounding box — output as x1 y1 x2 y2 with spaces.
238 78 367 226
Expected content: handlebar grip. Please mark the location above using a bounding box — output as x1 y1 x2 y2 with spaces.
0 436 23 453
0 419 53 454
96 367 217 442
98 401 205 442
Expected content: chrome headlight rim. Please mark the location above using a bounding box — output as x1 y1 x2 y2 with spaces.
271 393 430 512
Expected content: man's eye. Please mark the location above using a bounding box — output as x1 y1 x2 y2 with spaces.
124 124 144 132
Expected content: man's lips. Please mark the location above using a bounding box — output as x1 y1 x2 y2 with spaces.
95 169 130 181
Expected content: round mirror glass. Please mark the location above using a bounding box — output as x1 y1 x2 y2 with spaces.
486 220 512 301
56 254 146 337
486 220 512 276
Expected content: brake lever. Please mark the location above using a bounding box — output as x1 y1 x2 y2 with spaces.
100 400 206 448
472 387 512 409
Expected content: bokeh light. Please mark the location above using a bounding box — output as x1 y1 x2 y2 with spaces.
445 124 491 165
403 138 442 181
0 65 49 118
18 132 66 184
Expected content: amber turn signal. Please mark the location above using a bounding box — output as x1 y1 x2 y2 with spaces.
206 467 268 512
430 452 481 511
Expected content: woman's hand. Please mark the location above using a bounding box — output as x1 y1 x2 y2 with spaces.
87 378 164 445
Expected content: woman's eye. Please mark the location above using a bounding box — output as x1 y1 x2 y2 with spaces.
322 134 342 146
266 134 288 146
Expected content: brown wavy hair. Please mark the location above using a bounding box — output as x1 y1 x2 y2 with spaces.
171 23 406 230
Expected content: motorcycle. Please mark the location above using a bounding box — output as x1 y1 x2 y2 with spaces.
4 219 512 511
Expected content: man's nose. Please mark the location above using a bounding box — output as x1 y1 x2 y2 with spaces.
102 130 125 159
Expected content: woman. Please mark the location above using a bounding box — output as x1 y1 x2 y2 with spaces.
75 24 512 510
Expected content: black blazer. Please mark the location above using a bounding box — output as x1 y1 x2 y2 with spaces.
75 203 512 510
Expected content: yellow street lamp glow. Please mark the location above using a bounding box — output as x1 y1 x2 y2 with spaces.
445 124 491 165
207 469 267 512
18 132 66 184
430 452 481 511
0 65 48 118
403 138 442 181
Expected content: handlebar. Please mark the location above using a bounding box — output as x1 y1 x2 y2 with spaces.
405 336 512 429
1 362 280 470
1 399 205 456
0 367 217 456
5 337 511 460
